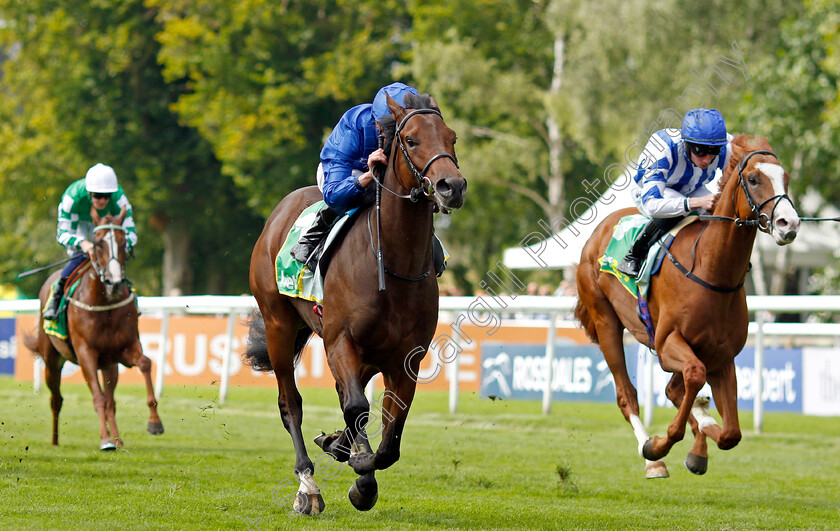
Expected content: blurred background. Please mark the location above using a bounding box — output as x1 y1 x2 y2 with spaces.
1 0 838 301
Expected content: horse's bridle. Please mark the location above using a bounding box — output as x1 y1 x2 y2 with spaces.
373 108 459 204
701 150 794 234
90 223 126 287
369 108 459 290
668 150 795 293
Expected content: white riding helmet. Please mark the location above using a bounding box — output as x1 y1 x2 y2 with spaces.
85 163 119 194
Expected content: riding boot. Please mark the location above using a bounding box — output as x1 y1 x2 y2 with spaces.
432 235 447 277
616 222 665 278
43 276 68 321
290 205 338 271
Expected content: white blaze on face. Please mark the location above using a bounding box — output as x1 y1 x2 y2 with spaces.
755 161 800 240
755 162 785 196
103 231 123 282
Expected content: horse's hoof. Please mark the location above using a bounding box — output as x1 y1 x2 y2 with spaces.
314 430 348 461
642 438 658 461
100 439 117 451
348 451 376 476
148 421 164 435
293 491 325 516
348 475 379 511
685 452 708 475
645 460 670 479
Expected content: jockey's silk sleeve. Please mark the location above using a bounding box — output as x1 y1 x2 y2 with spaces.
631 130 733 218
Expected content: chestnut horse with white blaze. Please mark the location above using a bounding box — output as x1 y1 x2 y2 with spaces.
575 135 799 478
25 209 163 450
245 93 466 515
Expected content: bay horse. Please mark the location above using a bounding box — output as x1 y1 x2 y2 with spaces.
25 209 163 450
245 93 466 515
575 135 800 478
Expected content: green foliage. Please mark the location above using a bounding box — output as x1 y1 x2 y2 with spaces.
1 0 838 295
150 0 413 216
0 0 263 295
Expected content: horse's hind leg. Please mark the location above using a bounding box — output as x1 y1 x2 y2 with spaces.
580 292 669 478
43 352 66 446
664 373 708 475
100 364 122 448
264 312 324 516
120 343 163 435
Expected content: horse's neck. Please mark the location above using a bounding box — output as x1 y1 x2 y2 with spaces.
378 172 435 272
79 267 127 304
699 184 757 283
79 270 108 304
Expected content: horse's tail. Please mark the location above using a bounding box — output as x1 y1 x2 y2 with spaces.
21 330 40 355
574 297 599 345
243 309 313 371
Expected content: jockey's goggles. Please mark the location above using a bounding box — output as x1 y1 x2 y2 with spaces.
686 142 721 158
90 193 112 200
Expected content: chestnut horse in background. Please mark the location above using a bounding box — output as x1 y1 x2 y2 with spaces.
576 135 800 478
25 209 163 450
246 93 466 515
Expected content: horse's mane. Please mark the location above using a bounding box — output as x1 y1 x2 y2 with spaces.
712 134 773 209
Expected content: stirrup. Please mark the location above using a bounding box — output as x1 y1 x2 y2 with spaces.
616 256 641 278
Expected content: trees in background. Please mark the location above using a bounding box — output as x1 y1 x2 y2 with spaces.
1 0 838 296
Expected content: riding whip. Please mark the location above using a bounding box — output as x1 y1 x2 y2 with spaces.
16 256 75 279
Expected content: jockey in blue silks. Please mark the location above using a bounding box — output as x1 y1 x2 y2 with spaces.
292 82 446 275
616 108 734 278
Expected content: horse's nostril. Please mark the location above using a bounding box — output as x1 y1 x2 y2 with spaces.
435 179 453 198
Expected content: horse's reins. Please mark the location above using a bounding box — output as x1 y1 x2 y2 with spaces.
370 108 458 290
665 150 791 293
68 223 134 312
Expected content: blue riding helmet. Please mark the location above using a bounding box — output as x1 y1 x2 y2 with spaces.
681 108 728 146
371 82 419 122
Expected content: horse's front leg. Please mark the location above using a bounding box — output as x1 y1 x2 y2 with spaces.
120 342 164 435
348 369 416 476
644 331 707 461
701 361 742 450
664 373 709 475
100 363 122 448
75 344 116 451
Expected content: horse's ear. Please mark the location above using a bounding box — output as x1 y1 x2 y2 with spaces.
386 93 406 122
91 207 102 226
429 95 441 113
116 206 127 226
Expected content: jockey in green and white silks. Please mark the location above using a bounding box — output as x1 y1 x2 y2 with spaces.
43 163 137 320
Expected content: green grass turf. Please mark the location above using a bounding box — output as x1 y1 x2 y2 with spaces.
0 375 838 529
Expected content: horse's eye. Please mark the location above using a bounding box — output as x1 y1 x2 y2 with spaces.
748 175 758 186
405 136 417 147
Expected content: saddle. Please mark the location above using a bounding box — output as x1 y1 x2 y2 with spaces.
275 202 359 304
43 260 90 340
600 214 699 348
